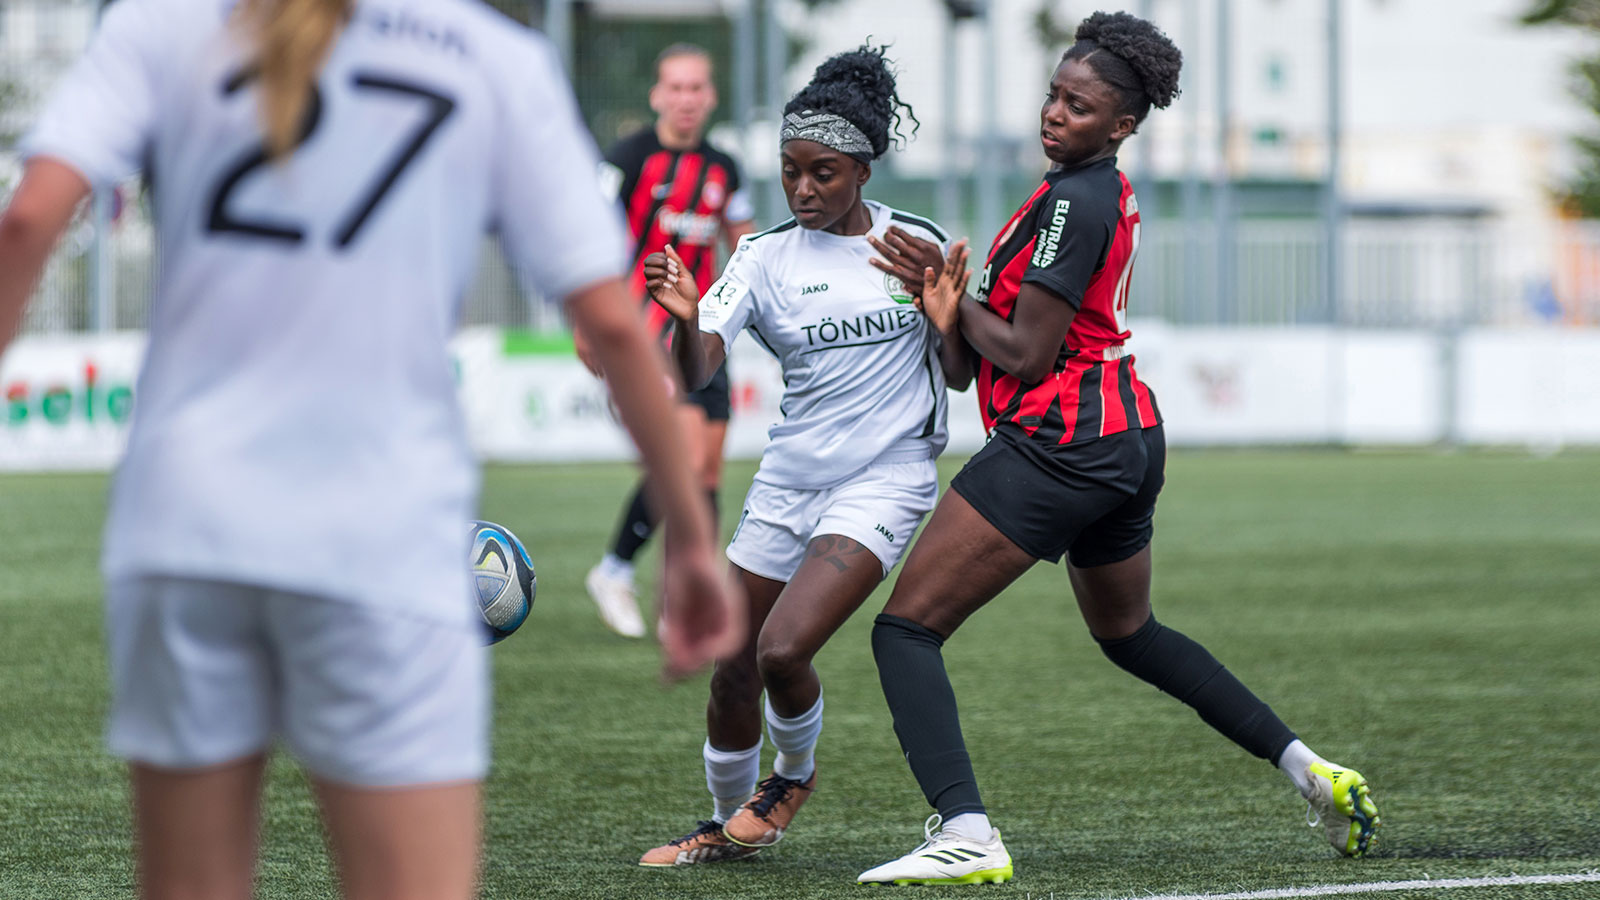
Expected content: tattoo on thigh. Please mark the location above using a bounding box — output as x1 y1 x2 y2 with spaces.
808 535 870 573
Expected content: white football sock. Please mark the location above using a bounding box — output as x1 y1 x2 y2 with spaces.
1277 739 1326 798
704 738 761 823
764 693 823 782
598 552 633 582
943 812 994 841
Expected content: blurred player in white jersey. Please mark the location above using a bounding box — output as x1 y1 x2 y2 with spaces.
0 1 741 898
635 46 967 868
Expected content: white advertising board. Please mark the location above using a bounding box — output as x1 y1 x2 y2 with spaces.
1456 329 1600 446
0 332 144 471
2 326 1596 472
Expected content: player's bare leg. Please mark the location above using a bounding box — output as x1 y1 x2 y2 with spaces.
701 417 729 493
315 778 480 900
708 567 785 752
130 754 266 900
721 535 887 847
641 566 781 867
1066 544 1152 640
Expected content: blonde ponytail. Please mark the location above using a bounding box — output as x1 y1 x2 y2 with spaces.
238 0 353 159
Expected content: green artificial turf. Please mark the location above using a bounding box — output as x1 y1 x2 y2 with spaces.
2 451 1598 899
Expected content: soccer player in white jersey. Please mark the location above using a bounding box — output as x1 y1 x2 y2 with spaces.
0 1 741 898
634 46 969 868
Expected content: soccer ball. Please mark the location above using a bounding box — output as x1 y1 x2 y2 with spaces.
469 520 536 644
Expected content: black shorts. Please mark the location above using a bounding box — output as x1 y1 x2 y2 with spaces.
684 361 731 422
950 423 1165 567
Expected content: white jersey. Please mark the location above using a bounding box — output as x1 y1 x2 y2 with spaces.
21 0 627 625
698 201 949 490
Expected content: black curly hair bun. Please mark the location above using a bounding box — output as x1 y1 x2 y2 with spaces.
1069 11 1183 123
785 44 918 160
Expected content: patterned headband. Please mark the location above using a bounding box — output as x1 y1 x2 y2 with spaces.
780 110 875 162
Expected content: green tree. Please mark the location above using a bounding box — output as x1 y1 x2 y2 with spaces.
1524 0 1600 214
0 73 27 149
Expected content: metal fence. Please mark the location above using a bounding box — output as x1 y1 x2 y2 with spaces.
12 184 1586 335
3 0 1593 335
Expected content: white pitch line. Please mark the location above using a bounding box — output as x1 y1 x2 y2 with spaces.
1092 871 1600 900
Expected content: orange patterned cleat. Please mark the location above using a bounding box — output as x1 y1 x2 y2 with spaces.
638 820 761 867
723 771 816 847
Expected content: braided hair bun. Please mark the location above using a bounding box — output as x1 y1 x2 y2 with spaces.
784 45 917 160
1067 11 1182 125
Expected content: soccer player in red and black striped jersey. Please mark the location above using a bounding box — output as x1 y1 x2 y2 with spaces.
582 44 756 639
859 13 1380 885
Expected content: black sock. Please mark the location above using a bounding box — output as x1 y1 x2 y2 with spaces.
871 614 986 818
610 481 656 562
1096 616 1296 762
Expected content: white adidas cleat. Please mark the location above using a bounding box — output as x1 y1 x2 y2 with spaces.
584 564 646 638
857 814 1014 885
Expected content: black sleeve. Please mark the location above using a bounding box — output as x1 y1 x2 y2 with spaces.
1018 175 1118 309
604 134 647 216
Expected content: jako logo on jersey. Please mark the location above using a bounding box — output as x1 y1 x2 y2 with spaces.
1031 199 1071 268
801 283 829 296
875 523 895 543
800 307 921 348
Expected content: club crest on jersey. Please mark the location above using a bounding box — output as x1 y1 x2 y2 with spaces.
884 273 913 304
1031 199 1071 268
702 180 726 209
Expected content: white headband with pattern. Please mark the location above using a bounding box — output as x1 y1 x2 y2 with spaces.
780 110 875 161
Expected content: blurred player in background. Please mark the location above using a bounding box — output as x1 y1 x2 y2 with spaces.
0 1 740 898
861 12 1379 886
635 45 964 869
579 43 755 639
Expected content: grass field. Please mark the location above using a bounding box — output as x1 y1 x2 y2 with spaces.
2 451 1598 899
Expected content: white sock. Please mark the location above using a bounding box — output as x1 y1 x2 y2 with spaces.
704 739 761 823
764 693 823 782
943 812 994 841
1278 739 1326 798
598 552 633 582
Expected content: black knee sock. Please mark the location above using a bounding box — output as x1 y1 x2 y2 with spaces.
871 614 986 818
1096 616 1297 763
610 482 656 562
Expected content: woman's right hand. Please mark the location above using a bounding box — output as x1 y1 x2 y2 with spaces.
644 244 700 321
916 239 970 334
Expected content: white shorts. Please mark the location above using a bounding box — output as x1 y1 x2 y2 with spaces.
726 458 939 582
105 575 489 787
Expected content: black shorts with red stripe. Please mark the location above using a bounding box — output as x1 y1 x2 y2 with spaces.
951 422 1165 566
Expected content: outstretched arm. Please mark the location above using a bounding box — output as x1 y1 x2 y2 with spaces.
0 159 90 353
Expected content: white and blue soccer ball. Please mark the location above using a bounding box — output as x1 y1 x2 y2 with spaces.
468 520 536 645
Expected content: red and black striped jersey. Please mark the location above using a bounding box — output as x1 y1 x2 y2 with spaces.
972 156 1160 445
599 128 752 340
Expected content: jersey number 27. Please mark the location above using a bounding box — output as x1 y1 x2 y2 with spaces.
205 68 456 250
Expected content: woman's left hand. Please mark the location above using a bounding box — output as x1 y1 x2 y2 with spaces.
916 240 970 334
869 226 947 297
